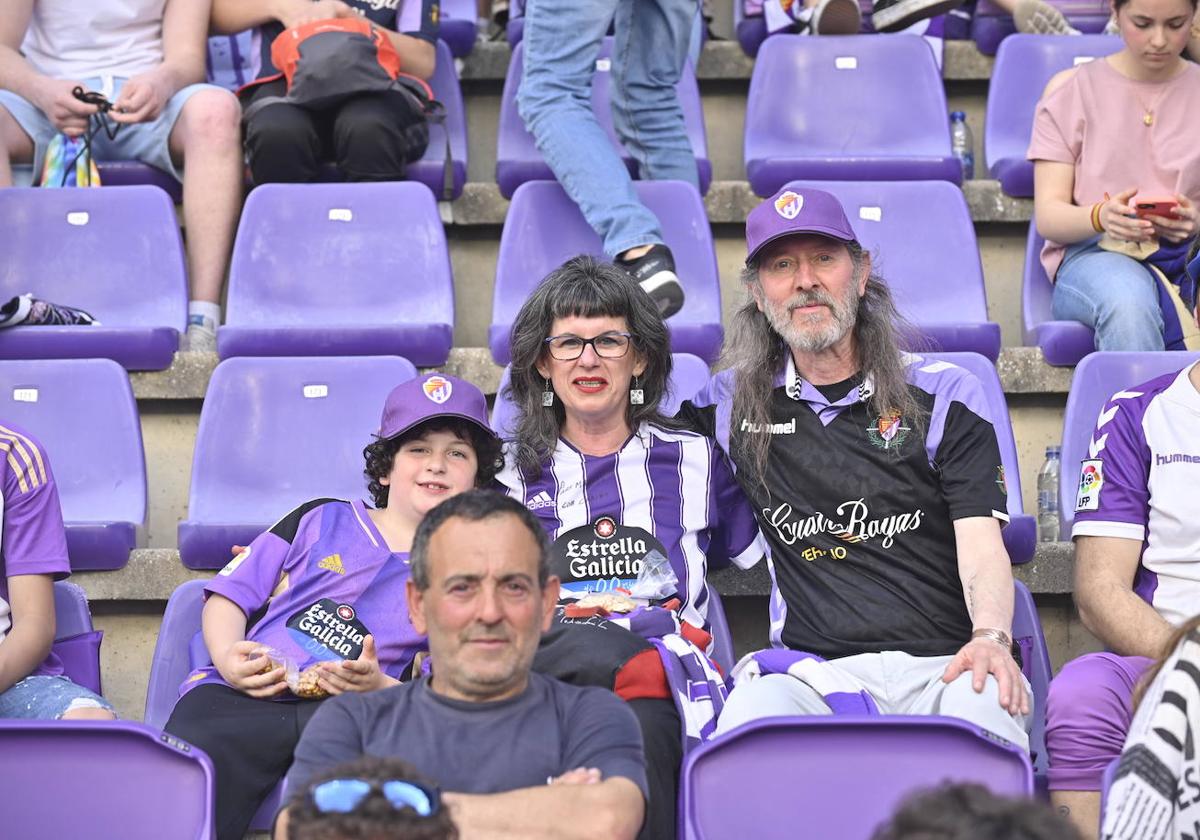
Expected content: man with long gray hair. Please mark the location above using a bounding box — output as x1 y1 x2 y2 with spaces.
679 186 1031 746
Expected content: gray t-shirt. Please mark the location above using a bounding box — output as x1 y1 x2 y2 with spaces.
286 672 648 798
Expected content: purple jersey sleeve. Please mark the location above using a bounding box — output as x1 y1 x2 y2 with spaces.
707 446 765 570
204 501 325 616
396 0 440 43
1 427 69 580
1072 392 1151 542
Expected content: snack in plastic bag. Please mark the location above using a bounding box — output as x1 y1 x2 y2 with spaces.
289 663 331 699
626 549 678 601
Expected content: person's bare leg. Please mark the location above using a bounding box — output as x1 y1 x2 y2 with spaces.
168 89 243 306
0 104 35 187
62 706 117 721
1051 790 1100 840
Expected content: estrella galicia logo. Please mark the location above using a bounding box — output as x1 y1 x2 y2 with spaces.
287 598 370 661
552 518 669 597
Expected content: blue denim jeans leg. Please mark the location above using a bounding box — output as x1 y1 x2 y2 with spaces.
517 0 699 257
1052 238 1165 351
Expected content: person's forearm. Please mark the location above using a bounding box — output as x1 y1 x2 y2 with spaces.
202 594 249 666
960 551 1015 637
0 47 49 106
1077 576 1173 658
158 0 212 90
1034 195 1101 246
211 0 296 33
445 783 642 840
379 31 436 80
0 623 55 694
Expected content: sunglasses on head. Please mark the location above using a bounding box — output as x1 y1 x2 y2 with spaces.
310 778 441 817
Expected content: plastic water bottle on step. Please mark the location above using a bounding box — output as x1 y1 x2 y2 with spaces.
950 111 975 181
1037 446 1061 542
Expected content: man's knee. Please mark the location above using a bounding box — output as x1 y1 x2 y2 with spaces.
0 104 34 164
61 705 117 721
938 672 1029 748
716 674 831 734
176 89 242 152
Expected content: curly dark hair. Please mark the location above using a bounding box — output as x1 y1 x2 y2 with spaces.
870 783 1082 840
364 418 503 508
288 755 458 840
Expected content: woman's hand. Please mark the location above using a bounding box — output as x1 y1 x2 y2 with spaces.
1148 194 1199 244
1099 187 1155 242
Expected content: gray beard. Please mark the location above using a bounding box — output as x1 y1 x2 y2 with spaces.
763 289 858 353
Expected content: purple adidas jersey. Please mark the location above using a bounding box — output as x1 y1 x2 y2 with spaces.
497 423 766 630
182 498 425 697
0 423 69 679
1072 362 1200 626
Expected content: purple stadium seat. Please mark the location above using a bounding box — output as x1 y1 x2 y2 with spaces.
918 353 1034 563
490 352 711 437
985 35 1120 197
488 181 723 365
51 580 103 696
0 359 146 570
682 715 1033 839
438 0 478 57
0 720 214 839
1013 579 1053 788
96 161 182 202
218 182 453 365
1058 351 1200 539
1022 222 1096 366
972 0 1112 54
745 36 961 197
778 180 999 358
0 186 187 370
145 579 282 830
705 588 736 676
409 40 469 200
177 356 418 569
495 38 712 199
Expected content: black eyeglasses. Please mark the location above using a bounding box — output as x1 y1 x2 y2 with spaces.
309 778 441 816
543 331 633 360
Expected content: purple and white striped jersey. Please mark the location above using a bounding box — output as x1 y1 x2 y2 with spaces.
182 498 425 697
497 423 766 630
0 424 69 679
1072 362 1200 626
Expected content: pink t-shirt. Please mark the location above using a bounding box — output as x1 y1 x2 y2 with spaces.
1027 57 1200 279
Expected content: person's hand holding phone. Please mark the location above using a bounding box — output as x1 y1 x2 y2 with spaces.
1099 187 1156 243
1144 194 1198 244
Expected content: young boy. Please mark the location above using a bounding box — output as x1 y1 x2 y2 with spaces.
164 373 502 840
0 423 115 721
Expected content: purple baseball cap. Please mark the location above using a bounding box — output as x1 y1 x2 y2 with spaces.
378 373 496 441
745 186 859 265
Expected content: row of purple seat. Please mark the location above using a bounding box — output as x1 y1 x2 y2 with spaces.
733 0 1111 56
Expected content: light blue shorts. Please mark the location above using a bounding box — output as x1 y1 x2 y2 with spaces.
0 674 114 720
0 76 224 186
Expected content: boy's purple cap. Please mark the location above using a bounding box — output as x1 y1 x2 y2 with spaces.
379 373 496 441
745 186 859 264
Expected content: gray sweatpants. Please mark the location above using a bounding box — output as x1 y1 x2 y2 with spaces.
715 650 1031 750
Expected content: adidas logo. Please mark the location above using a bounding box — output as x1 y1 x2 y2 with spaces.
318 554 346 575
527 491 555 511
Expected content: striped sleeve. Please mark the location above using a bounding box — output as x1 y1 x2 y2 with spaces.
707 445 765 570
0 425 69 579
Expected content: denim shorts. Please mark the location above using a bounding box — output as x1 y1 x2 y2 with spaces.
0 76 222 186
0 674 114 720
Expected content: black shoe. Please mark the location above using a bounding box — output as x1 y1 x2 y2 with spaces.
0 293 98 327
871 0 965 31
617 244 686 319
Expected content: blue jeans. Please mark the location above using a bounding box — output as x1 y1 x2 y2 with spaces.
1052 238 1165 351
517 0 699 257
0 675 113 719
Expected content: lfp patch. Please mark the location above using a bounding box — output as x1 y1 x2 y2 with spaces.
775 190 804 220
1076 459 1104 512
422 375 453 405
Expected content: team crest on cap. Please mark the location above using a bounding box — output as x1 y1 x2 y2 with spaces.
775 191 804 220
422 375 453 404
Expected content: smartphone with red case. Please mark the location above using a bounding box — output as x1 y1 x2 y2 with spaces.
1133 196 1181 219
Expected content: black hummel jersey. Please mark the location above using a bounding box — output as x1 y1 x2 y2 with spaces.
679 354 1009 660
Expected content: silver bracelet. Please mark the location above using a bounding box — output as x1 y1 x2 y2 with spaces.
971 628 1012 649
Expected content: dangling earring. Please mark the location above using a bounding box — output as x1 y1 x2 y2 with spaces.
542 378 555 407
629 376 645 406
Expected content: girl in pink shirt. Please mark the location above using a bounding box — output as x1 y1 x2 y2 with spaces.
1027 0 1200 351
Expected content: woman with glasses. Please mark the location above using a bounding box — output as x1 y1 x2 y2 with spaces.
498 256 766 840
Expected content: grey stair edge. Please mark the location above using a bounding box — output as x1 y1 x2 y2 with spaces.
458 39 994 83
77 540 1074 601
131 346 1071 401
446 180 1032 227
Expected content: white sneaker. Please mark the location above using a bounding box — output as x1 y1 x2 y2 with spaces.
185 317 217 353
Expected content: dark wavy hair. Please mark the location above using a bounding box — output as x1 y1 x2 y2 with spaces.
504 255 678 475
870 783 1081 840
363 419 503 508
288 755 458 840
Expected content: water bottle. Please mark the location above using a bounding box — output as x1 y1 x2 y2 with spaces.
1037 446 1061 542
950 111 975 181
